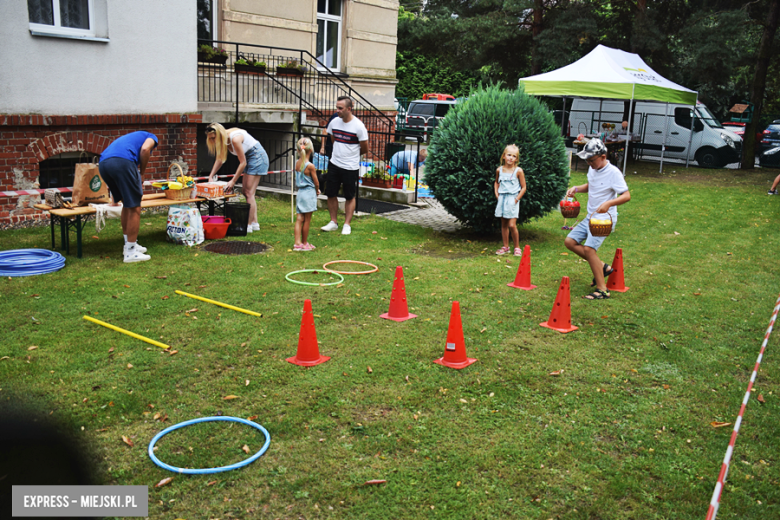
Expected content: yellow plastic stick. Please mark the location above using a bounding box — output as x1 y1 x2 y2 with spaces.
175 290 263 317
82 315 170 350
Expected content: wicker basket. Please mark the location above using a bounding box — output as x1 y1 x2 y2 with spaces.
164 163 193 200
167 162 184 182
560 194 580 218
165 187 194 200
589 213 613 237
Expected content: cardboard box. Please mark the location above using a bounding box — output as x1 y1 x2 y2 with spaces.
194 182 228 198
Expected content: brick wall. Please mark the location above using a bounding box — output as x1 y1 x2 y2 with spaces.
0 113 202 225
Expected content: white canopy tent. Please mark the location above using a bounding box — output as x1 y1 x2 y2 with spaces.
519 44 698 172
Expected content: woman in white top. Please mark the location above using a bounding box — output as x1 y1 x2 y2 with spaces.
205 123 269 232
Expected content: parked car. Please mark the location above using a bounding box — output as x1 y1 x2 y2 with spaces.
721 122 763 145
402 98 458 140
760 120 780 151
759 145 780 168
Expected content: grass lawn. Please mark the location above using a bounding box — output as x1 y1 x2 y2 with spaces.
2 161 780 519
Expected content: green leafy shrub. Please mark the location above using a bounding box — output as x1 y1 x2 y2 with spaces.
425 85 570 234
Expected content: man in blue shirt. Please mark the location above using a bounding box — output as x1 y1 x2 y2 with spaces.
389 148 427 177
98 131 158 263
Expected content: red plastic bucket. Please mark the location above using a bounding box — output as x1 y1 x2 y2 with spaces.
201 216 232 240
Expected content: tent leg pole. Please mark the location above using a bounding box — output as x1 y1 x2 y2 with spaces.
685 96 698 168
660 102 670 173
622 86 634 176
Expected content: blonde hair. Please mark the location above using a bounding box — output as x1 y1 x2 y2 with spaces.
297 137 314 163
205 123 229 163
206 123 248 163
500 144 520 167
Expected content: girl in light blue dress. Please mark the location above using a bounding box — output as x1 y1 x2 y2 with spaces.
294 138 321 251
493 144 527 256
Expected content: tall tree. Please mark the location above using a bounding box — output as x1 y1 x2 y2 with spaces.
742 0 780 169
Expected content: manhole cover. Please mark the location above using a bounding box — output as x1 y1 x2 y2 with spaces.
203 241 270 255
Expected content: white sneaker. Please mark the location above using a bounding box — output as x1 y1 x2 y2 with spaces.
124 246 150 263
124 242 147 253
250 223 260 231
341 224 352 235
246 226 253 234
321 221 339 232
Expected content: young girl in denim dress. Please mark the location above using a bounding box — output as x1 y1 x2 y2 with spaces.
493 144 527 256
293 138 321 251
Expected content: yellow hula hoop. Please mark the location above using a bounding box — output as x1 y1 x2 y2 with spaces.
322 260 379 275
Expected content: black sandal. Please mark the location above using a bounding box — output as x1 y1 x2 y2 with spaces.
584 289 610 300
591 264 616 287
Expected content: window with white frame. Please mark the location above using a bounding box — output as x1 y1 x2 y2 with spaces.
316 0 342 71
197 0 218 42
28 0 96 38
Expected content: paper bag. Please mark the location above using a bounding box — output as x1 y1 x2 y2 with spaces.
72 161 111 206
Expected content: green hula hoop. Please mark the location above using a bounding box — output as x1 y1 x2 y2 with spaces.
285 269 345 286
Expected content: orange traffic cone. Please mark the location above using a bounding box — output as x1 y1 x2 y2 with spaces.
434 301 477 369
287 299 330 366
380 266 417 322
606 248 629 293
507 244 537 290
540 276 579 333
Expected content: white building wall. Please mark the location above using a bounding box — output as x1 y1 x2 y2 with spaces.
0 1 197 115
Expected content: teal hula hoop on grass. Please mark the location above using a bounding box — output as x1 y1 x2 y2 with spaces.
285 269 345 286
148 416 271 474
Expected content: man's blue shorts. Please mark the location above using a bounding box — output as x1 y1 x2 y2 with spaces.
566 217 616 251
98 157 142 208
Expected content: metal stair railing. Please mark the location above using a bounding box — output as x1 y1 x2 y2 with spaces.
197 40 395 137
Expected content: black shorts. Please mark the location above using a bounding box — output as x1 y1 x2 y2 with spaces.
324 164 359 201
98 157 142 207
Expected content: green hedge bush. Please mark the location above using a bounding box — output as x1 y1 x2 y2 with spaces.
425 85 570 234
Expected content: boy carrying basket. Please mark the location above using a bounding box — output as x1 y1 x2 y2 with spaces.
564 139 631 300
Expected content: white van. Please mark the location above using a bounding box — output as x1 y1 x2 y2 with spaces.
569 99 742 168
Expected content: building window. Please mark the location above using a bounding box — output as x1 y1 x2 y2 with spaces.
28 0 95 38
197 0 218 42
316 0 342 71
38 152 98 194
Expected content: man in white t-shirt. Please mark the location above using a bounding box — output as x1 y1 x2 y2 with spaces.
320 96 369 235
564 139 631 300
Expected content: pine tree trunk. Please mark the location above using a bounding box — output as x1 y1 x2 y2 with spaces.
742 0 780 169
531 0 543 75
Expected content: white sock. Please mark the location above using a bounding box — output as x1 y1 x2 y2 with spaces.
123 234 128 243
126 241 136 250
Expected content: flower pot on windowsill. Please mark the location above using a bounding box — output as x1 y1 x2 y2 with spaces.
276 66 305 77
235 63 266 75
391 176 404 189
198 53 228 65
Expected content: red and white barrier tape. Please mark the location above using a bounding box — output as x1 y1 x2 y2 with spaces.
705 293 780 520
142 171 291 186
0 187 72 197
0 171 292 197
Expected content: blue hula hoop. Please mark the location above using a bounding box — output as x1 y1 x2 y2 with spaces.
148 416 271 474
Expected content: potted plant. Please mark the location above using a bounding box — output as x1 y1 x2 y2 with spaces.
198 44 228 65
363 169 391 188
235 58 266 75
276 59 305 77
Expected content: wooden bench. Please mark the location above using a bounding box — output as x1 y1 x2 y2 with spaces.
34 193 237 258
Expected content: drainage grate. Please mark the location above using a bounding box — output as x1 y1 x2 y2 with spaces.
356 199 410 215
203 241 270 255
